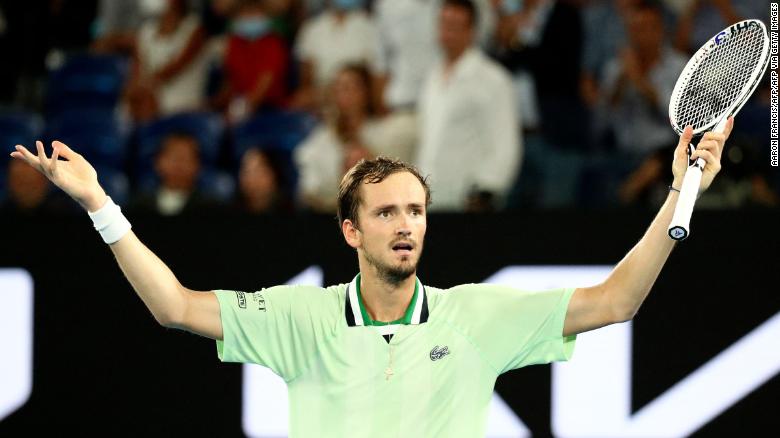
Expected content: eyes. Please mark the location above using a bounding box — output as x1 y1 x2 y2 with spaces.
377 208 424 219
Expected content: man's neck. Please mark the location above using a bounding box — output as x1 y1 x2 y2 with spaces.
358 266 417 323
443 47 471 78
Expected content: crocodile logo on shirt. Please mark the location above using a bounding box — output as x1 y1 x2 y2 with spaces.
430 345 450 361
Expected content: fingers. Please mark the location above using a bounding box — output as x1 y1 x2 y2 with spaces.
690 147 721 173
723 116 735 138
51 143 60 175
675 125 694 160
51 140 78 160
696 137 722 159
700 132 726 160
13 144 42 168
35 140 50 174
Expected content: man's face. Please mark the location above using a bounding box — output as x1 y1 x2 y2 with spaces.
155 136 201 191
628 9 663 53
438 4 474 59
239 149 277 199
347 172 427 285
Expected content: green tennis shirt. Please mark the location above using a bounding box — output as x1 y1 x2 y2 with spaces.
215 274 577 437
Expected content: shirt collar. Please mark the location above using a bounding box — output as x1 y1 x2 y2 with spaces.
344 273 429 327
438 47 481 80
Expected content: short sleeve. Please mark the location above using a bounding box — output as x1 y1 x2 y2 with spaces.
446 284 577 374
215 286 334 381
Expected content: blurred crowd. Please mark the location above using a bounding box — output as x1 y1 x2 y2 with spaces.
0 0 776 217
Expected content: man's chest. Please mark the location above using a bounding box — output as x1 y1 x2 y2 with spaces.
309 323 492 390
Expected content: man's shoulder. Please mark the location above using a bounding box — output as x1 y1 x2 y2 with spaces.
473 54 514 88
231 283 344 312
425 283 508 308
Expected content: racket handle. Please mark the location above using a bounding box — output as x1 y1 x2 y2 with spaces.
668 158 704 241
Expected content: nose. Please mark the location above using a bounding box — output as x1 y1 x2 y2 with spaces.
396 214 412 237
396 228 411 237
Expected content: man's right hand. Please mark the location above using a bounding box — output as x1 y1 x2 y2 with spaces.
11 140 108 212
11 140 223 340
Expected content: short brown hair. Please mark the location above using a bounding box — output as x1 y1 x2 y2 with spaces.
337 157 431 227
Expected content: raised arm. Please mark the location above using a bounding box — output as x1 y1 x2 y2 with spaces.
10 141 223 340
563 119 732 336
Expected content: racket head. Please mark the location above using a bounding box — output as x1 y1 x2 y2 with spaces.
669 19 770 135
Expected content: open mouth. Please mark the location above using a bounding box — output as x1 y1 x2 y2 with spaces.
392 242 414 255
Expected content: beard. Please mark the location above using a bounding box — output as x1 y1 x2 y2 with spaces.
363 246 419 287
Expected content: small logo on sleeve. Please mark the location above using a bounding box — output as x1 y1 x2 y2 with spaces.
252 293 266 311
236 291 247 309
429 345 450 361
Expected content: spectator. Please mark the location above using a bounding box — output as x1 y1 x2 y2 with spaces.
579 0 638 108
236 147 290 213
212 0 290 123
491 0 585 150
92 0 162 55
595 2 686 155
125 0 209 123
1 1 97 109
373 0 495 113
416 0 520 212
290 0 379 112
130 132 215 215
674 0 766 55
295 64 416 212
1 157 72 215
618 138 780 208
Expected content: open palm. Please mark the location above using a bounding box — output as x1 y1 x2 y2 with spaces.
10 140 105 210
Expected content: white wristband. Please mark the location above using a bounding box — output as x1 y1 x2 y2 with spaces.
87 196 132 244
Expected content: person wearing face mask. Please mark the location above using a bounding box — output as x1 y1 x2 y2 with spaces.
288 0 379 112
211 0 290 122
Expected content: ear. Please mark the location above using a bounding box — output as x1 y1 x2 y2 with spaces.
342 219 361 249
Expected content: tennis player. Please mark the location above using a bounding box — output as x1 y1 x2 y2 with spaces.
10 118 730 437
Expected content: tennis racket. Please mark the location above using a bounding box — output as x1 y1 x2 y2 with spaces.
667 19 770 241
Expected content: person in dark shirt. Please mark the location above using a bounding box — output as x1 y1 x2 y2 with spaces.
130 132 215 215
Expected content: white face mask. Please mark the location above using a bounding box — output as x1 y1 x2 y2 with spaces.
140 0 167 17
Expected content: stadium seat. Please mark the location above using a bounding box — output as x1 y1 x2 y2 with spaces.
46 109 128 169
231 110 316 159
135 111 224 168
0 111 44 152
45 53 129 116
0 111 44 203
44 109 129 203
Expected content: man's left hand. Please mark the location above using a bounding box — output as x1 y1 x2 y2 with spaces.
671 117 733 193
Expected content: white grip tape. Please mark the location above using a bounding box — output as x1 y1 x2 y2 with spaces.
668 160 703 240
87 197 132 244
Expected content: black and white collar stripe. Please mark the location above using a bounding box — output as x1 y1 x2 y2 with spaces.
344 275 429 328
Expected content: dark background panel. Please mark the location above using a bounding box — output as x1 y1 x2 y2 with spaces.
0 209 778 436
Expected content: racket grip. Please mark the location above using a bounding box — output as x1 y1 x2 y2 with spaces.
668 159 704 241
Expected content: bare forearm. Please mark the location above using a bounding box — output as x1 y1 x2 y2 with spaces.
107 231 188 326
605 189 678 319
85 192 186 324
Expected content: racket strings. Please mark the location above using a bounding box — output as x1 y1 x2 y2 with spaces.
672 25 766 130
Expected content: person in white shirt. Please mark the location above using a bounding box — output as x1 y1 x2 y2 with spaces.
291 0 379 111
373 0 495 112
295 64 416 212
125 0 209 122
416 0 521 212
